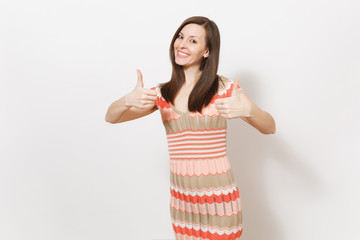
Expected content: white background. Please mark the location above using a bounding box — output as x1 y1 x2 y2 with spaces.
1 0 359 239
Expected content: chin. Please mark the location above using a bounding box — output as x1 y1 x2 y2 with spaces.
174 59 187 66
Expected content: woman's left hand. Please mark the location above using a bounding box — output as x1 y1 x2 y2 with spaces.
214 78 253 119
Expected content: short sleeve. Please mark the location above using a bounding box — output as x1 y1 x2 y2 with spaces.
150 86 160 109
218 75 243 97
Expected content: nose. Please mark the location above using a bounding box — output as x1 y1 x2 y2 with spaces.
178 39 187 49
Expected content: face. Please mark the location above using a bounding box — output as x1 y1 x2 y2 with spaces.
173 23 209 69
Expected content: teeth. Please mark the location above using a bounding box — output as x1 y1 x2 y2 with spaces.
178 51 189 56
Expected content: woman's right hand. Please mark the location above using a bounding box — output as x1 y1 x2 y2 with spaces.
125 69 157 109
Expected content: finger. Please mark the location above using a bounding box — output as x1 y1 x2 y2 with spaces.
232 78 240 97
136 69 144 88
144 95 157 101
214 98 226 105
141 100 156 105
143 89 157 96
214 104 227 110
217 109 228 114
220 113 228 119
133 101 154 109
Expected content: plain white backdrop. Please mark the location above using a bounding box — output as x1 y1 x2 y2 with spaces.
1 0 359 239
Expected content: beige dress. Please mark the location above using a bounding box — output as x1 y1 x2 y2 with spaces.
150 76 244 240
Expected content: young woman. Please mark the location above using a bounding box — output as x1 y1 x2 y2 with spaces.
105 16 276 240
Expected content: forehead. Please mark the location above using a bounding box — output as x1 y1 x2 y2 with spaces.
180 23 206 39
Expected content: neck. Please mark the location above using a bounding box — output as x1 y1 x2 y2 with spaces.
183 64 202 88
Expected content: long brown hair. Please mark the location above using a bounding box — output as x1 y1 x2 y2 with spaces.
159 16 222 113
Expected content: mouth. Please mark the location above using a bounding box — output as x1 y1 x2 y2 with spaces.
177 50 190 57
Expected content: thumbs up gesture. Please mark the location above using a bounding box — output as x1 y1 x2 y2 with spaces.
124 69 157 109
214 78 253 119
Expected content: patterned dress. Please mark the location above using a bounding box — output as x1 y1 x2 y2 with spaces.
150 76 243 240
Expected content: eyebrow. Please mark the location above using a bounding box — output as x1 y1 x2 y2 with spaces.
179 32 199 39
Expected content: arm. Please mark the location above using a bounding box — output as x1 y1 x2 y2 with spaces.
239 93 276 134
105 93 158 124
215 78 276 134
105 69 158 124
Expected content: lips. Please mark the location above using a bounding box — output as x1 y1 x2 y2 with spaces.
177 50 190 57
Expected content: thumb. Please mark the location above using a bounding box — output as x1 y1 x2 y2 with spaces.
136 69 144 88
232 78 240 97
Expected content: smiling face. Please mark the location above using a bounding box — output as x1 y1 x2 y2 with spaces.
173 23 209 69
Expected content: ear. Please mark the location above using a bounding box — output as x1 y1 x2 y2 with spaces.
203 48 209 58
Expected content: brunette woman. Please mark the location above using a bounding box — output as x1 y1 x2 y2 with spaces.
105 16 276 240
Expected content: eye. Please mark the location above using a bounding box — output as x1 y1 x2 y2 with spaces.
177 34 183 39
190 39 197 44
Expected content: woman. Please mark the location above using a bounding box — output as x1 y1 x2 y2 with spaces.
105 16 276 240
